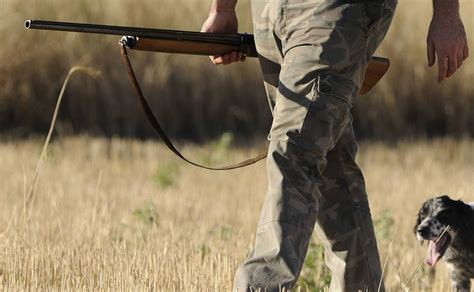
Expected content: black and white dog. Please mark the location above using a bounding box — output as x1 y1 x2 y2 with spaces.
414 195 474 291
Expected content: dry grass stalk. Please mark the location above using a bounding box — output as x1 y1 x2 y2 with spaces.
24 67 101 213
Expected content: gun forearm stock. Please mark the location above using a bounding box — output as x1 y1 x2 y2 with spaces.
121 36 256 57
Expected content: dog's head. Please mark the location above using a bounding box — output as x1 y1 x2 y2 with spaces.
414 195 471 267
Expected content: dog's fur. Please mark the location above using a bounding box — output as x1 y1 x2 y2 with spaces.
414 195 474 291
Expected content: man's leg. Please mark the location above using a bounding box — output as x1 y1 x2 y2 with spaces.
234 94 357 291
234 0 396 291
234 1 369 291
314 1 398 288
316 123 384 292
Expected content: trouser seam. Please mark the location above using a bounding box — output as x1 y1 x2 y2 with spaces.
335 143 376 290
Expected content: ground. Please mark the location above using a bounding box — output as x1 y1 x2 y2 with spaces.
0 137 472 290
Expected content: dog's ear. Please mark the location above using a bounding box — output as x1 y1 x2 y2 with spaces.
441 196 466 210
437 200 471 230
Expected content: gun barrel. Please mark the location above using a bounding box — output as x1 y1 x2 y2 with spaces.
25 19 258 57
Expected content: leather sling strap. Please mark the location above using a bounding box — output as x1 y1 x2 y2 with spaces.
119 45 267 170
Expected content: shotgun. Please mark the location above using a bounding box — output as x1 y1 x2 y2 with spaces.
25 19 388 95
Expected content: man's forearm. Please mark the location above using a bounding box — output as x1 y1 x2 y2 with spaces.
210 0 237 13
433 0 460 18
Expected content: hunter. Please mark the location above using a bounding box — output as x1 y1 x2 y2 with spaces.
201 0 469 291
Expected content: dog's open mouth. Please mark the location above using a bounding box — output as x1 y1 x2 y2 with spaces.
426 233 452 267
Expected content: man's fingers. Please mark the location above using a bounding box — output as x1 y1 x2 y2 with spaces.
457 50 464 68
210 56 224 65
427 41 436 67
447 54 457 77
463 43 470 60
221 54 231 65
437 53 448 82
210 52 245 65
228 51 239 64
224 51 246 65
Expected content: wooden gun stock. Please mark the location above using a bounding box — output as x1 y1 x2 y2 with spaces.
360 57 390 95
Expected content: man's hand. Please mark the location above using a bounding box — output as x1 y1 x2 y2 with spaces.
427 1 469 82
201 10 245 65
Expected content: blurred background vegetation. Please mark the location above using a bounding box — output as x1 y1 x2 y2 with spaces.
1 0 473 141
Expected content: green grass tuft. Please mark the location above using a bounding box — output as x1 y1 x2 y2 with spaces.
153 163 180 189
133 200 159 227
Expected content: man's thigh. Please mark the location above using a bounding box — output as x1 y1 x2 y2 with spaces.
252 0 369 155
252 0 369 110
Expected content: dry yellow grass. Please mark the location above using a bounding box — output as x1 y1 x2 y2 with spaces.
0 137 472 290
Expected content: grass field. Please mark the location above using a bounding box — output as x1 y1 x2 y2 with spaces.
0 137 472 290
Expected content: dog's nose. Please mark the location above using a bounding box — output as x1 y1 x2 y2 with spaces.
417 225 430 238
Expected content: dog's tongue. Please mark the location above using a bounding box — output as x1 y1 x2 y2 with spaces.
426 240 441 267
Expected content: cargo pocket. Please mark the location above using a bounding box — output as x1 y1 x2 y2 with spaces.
296 74 358 155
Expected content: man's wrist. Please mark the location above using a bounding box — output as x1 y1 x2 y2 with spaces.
210 0 237 14
433 0 460 19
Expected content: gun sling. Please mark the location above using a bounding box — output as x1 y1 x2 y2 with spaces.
120 45 267 170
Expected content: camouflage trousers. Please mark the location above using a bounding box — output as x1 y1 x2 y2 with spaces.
234 0 396 291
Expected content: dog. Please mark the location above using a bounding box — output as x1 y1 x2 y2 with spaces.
414 195 474 291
